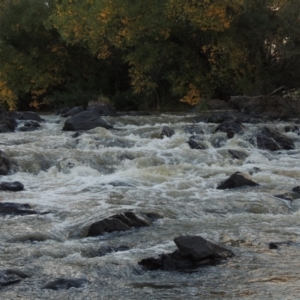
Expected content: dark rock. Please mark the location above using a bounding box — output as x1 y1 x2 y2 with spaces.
0 151 10 175
274 192 300 201
0 202 37 215
217 172 259 189
215 120 245 137
257 127 295 151
71 131 81 138
0 112 17 132
292 186 300 193
210 136 227 148
42 278 88 290
0 181 24 191
284 125 299 133
19 121 41 132
87 104 117 116
87 211 163 237
159 126 175 138
62 106 84 117
228 150 249 160
62 111 113 131
18 111 45 122
139 235 234 271
94 245 130 257
187 138 208 150
269 241 293 250
269 242 278 249
0 269 29 288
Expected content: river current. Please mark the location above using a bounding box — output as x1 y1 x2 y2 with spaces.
1 112 300 299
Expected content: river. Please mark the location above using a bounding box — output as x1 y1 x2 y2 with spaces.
0 112 300 299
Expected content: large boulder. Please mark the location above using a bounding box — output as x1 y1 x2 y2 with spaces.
0 181 24 192
87 211 163 237
257 127 294 151
17 111 45 122
0 112 17 133
139 235 234 271
62 111 113 131
217 172 259 189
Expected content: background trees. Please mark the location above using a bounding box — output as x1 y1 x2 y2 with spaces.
0 0 299 110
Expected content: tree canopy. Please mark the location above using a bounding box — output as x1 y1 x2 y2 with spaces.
0 0 299 110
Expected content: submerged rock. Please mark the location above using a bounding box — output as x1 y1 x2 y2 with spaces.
159 126 175 139
42 278 88 290
87 211 163 237
139 235 234 271
257 127 294 151
62 111 113 131
18 121 41 132
0 202 37 215
217 172 259 189
0 269 29 288
187 138 208 150
0 181 24 191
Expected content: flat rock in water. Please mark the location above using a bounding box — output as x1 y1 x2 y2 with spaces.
87 211 163 237
62 111 113 131
42 278 88 290
217 172 259 189
0 202 37 215
139 235 234 271
0 269 29 288
0 181 24 191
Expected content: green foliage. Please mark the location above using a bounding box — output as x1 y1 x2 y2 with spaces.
0 0 300 110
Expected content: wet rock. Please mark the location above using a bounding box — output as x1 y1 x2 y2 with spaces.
18 111 45 122
94 245 130 257
187 138 208 150
62 106 84 117
269 241 293 250
159 126 175 139
71 131 81 138
0 202 37 215
42 278 88 290
217 172 259 189
228 149 249 160
0 112 17 132
139 235 234 271
87 104 117 116
87 211 163 237
274 192 300 201
18 121 41 132
0 269 29 288
284 125 299 133
210 136 227 148
0 151 10 175
215 120 245 137
0 181 24 191
62 111 113 131
257 127 295 151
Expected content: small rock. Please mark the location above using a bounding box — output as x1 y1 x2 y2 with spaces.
42 278 88 290
217 172 259 189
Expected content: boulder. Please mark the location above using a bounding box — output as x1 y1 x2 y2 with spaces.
18 121 41 132
0 269 29 288
0 112 17 133
17 111 45 122
159 126 175 138
87 211 163 237
42 278 88 290
257 127 294 151
215 120 245 137
61 106 84 117
187 138 208 150
0 181 24 192
0 151 10 175
217 172 259 189
0 202 37 215
86 104 117 116
138 235 234 271
62 111 113 131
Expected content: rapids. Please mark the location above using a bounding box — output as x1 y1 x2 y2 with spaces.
1 112 300 299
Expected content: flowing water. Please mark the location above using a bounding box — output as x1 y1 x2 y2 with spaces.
1 112 300 299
